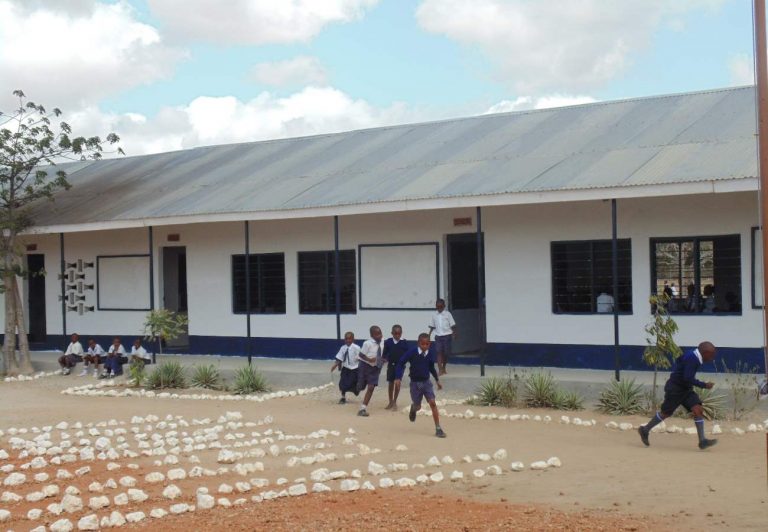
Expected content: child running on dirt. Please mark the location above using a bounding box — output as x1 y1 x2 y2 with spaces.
395 332 446 438
383 324 409 411
330 331 362 404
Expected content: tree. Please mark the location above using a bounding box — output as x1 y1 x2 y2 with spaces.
143 309 188 356
643 293 682 409
0 90 121 375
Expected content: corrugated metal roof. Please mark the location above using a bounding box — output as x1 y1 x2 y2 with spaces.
29 86 758 228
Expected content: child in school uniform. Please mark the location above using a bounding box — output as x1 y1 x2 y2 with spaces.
394 332 446 438
101 337 127 378
383 324 409 410
638 341 718 450
428 298 457 376
58 333 84 375
80 338 105 377
330 331 362 404
356 325 383 417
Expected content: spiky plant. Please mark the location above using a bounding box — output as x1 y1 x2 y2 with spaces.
553 389 585 411
233 365 269 395
146 361 187 390
128 360 146 388
523 371 558 408
191 364 221 390
597 378 645 415
473 377 518 408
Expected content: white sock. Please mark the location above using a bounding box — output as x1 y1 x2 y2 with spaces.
360 404 367 410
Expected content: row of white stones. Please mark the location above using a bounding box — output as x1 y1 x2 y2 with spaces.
419 408 768 435
3 371 60 383
60 381 334 401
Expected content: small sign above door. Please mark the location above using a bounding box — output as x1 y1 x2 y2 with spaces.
453 217 472 227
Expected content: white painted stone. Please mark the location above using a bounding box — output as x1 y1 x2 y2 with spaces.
618 423 633 431
218 483 233 494
429 472 444 483
88 495 110 510
416 474 429 485
197 492 215 509
712 424 723 435
461 455 472 463
118 476 137 487
3 472 26 486
546 457 562 468
472 469 485 478
145 472 165 483
27 508 43 520
163 484 182 499
395 477 416 487
150 508 168 518
394 444 408 451
476 453 491 462
530 461 549 470
113 493 129 506
1 490 21 502
378 477 394 488
426 456 441 467
288 483 308 496
108 510 126 527
0 509 10 522
217 498 232 507
170 503 191 514
61 493 83 513
340 479 360 491
125 511 146 523
50 518 74 532
26 490 46 502
43 484 60 497
167 468 187 480
128 488 148 502
493 449 508 461
47 502 63 515
77 513 100 530
441 456 454 465
450 470 463 481
731 428 745 436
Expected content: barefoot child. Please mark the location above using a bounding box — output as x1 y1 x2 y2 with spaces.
383 325 409 410
638 341 718 450
357 325 383 417
395 332 446 438
330 331 362 404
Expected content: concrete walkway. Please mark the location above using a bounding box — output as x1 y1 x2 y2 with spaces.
27 350 749 403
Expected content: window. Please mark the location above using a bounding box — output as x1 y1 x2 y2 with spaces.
298 250 356 314
551 239 632 314
232 253 286 314
651 235 741 314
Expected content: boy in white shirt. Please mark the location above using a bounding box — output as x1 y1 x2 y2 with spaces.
80 338 105 377
129 338 151 366
330 331 362 404
58 333 84 375
356 325 383 417
102 337 127 378
428 299 457 376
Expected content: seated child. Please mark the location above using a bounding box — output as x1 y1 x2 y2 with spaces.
58 333 84 375
129 338 151 366
80 338 105 377
102 337 127 378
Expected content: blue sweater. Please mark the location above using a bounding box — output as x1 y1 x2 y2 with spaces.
383 338 409 366
667 350 707 390
395 347 439 382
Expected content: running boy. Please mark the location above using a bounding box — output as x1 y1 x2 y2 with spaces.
638 341 718 450
330 331 362 404
58 333 84 375
357 325 383 417
383 325 409 410
428 299 456 376
395 332 446 438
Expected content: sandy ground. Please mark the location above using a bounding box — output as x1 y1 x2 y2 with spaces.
0 373 766 531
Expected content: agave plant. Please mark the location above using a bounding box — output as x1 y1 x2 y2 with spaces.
523 371 558 408
191 364 221 390
233 365 269 395
146 361 187 390
473 376 518 408
597 378 645 415
553 389 585 411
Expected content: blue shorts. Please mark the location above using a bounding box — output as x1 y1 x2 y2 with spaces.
434 335 452 361
357 363 380 389
660 383 701 415
410 379 435 405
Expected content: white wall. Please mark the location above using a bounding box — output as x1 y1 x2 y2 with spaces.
484 191 762 348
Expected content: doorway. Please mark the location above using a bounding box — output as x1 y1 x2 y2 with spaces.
161 247 188 348
446 233 485 354
26 254 47 344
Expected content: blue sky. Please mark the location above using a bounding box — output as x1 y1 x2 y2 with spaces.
0 0 758 154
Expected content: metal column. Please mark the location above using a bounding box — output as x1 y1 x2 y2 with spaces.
477 207 486 377
148 227 156 363
611 199 620 381
59 233 66 341
245 221 252 365
334 216 341 341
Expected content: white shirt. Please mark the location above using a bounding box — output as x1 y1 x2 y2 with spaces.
108 344 126 355
335 343 361 370
596 293 614 313
88 344 105 356
131 345 150 360
430 310 456 336
693 348 703 364
64 341 84 356
360 338 383 368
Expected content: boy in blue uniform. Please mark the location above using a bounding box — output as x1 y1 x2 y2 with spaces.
383 325 409 411
395 332 446 438
639 341 718 450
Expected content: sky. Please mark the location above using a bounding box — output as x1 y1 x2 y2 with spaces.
0 0 758 156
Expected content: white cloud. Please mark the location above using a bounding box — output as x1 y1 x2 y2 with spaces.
68 86 418 156
728 53 754 86
0 0 185 110
147 0 379 44
250 56 329 87
416 0 726 92
485 94 598 114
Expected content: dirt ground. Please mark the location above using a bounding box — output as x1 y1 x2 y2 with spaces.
0 375 766 531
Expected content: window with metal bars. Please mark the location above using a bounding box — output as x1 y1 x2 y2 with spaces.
232 253 286 314
551 239 633 314
298 250 356 314
650 235 741 315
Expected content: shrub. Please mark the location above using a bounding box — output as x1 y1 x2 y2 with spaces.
147 361 187 390
128 360 146 388
233 365 269 395
721 360 760 420
191 364 221 390
553 389 585 411
472 376 518 408
670 387 727 421
597 378 645 415
523 371 558 408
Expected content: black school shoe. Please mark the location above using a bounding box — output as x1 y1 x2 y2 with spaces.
435 428 446 438
638 426 650 447
698 438 718 450
409 405 417 422
338 397 346 404
357 409 369 417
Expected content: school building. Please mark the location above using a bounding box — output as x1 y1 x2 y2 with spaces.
12 85 767 371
